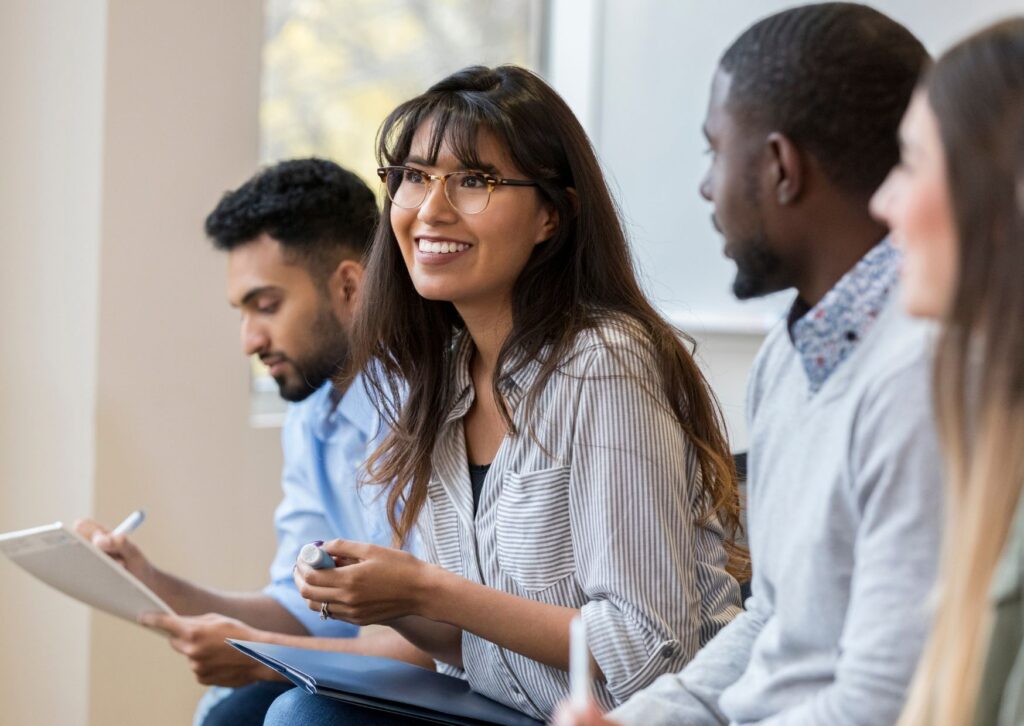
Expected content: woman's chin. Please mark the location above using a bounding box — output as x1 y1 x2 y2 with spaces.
410 278 461 303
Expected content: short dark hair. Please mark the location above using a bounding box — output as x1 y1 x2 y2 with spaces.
204 158 379 278
720 2 928 196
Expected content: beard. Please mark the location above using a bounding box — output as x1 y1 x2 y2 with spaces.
730 231 786 300
273 305 350 403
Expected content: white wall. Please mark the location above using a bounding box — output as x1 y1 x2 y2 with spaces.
548 0 1024 449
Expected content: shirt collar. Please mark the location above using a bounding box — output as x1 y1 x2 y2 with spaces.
788 238 900 393
444 330 546 424
311 372 380 441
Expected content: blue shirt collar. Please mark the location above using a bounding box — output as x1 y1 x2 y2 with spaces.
788 238 900 393
309 373 381 442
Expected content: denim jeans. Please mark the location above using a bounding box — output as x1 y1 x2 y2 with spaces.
194 682 293 726
263 687 440 725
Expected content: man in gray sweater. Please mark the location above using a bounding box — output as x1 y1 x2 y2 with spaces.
559 5 939 725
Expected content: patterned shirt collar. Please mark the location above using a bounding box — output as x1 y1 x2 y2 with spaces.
788 238 899 393
445 330 545 424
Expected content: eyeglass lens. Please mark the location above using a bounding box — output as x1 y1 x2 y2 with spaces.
385 168 492 214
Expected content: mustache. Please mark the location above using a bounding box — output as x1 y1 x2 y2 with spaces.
259 352 293 368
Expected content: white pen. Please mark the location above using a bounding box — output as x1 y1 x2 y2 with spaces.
570 615 590 709
111 509 146 537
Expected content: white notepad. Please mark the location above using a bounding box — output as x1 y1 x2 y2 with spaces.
0 522 173 622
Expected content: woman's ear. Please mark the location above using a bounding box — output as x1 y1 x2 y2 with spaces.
534 188 576 245
565 187 579 217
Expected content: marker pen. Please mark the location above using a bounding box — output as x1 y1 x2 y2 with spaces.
570 615 590 708
298 540 336 569
111 510 146 537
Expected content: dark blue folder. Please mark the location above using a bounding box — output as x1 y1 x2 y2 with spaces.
228 640 543 725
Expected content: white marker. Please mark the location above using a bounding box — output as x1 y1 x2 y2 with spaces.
298 542 336 570
111 509 146 537
570 615 590 709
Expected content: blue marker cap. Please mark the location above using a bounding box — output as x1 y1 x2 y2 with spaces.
298 542 336 569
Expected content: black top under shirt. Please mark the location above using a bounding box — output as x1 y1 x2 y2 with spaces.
469 463 491 513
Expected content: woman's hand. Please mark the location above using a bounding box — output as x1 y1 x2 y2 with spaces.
293 540 437 626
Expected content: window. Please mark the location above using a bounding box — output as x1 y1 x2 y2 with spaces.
252 0 545 424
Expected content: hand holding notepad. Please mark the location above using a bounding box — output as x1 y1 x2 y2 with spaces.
0 518 173 624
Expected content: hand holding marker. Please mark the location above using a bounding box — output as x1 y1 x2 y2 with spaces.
298 541 338 622
298 540 336 569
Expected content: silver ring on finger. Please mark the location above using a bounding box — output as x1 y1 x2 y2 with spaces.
319 601 331 621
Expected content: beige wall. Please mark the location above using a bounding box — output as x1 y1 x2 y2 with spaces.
0 2 107 724
88 3 283 726
1 2 284 725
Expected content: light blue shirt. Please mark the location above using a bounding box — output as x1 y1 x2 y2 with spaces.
262 373 403 637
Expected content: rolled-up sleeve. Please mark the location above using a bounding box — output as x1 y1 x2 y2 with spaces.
571 336 737 702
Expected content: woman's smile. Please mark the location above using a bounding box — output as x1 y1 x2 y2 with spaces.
414 234 474 265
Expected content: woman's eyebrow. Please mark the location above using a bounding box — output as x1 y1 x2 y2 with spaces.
403 153 501 176
404 154 432 167
471 161 501 175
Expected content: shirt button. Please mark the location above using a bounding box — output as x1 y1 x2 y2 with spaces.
659 641 679 658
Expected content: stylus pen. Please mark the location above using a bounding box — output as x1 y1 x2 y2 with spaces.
570 615 590 708
111 510 146 537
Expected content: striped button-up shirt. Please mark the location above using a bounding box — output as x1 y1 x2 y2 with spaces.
421 315 742 720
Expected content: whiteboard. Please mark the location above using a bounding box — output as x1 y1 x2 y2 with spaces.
547 0 1024 333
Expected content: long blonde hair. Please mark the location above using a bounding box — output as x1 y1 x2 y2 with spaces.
900 18 1024 726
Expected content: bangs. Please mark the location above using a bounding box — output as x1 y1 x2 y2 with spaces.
378 92 511 173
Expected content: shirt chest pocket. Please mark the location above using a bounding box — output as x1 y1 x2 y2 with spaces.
495 466 575 592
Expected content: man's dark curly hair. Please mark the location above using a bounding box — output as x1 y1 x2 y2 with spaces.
721 2 929 196
205 158 379 281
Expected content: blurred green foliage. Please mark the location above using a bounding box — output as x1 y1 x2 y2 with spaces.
262 0 542 188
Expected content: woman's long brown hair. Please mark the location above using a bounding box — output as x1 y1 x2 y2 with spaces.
344 65 748 580
899 19 1024 726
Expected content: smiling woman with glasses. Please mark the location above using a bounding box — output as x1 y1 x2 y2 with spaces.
266 64 748 725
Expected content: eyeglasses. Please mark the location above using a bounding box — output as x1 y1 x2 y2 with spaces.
376 165 540 215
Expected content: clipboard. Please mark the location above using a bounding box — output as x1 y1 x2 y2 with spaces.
228 639 543 726
0 522 174 622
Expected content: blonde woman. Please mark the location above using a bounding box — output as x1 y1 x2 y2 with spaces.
870 17 1024 726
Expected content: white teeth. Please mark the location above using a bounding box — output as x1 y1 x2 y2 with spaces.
418 239 470 254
